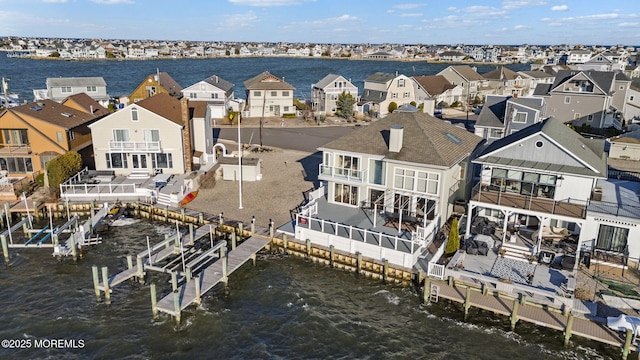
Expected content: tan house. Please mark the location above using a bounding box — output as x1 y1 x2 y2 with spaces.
0 99 104 179
243 71 296 118
359 72 417 118
125 72 183 106
89 93 213 177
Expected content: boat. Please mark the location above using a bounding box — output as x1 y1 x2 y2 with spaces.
1 77 20 108
179 190 198 206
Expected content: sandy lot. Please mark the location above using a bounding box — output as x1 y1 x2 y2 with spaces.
185 142 321 229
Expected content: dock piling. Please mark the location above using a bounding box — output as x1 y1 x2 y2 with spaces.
194 275 201 306
1 235 9 264
189 223 194 246
464 286 471 320
383 259 389 283
422 277 431 304
510 298 520 331
92 265 101 302
231 231 236 250
622 329 634 360
564 312 574 346
329 245 335 268
283 234 288 251
269 219 274 238
219 212 224 226
136 256 144 283
251 216 255 236
101 266 111 305
150 283 158 319
238 222 243 241
356 252 362 274
70 235 77 262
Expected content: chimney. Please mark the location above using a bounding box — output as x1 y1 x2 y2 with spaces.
423 99 435 116
90 105 93 114
389 125 403 152
181 98 192 172
215 75 218 83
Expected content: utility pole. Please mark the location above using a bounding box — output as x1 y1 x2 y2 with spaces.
260 88 266 147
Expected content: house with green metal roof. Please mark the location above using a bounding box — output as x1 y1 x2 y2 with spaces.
293 111 484 268
467 116 629 267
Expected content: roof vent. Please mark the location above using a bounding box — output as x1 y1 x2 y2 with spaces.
389 125 404 152
30 106 42 111
61 112 73 117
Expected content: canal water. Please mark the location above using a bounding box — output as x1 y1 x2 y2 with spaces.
0 218 619 359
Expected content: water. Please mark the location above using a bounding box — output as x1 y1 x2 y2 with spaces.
0 220 619 359
0 55 530 101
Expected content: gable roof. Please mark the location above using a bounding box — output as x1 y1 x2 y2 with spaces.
549 70 615 95
365 72 397 83
135 93 184 125
475 95 508 128
313 74 352 89
320 111 484 168
61 92 109 117
482 67 520 81
412 75 456 96
518 70 555 79
157 72 183 97
243 71 295 90
203 75 234 93
10 99 100 129
477 117 607 177
445 65 485 82
46 76 106 87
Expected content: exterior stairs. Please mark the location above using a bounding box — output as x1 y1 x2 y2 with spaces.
156 192 173 207
128 170 150 180
500 241 534 262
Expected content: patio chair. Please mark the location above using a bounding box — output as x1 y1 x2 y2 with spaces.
466 241 478 255
538 251 555 265
476 241 489 256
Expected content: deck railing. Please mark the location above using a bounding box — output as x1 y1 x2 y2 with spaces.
109 140 161 153
318 164 368 183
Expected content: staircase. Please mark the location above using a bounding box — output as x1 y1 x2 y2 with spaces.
127 170 150 180
500 241 534 262
156 192 174 207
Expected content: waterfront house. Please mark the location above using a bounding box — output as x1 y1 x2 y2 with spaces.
474 95 545 143
517 70 556 97
532 70 629 130
89 93 212 177
126 72 183 106
243 71 296 118
311 74 358 116
0 99 105 180
567 49 592 64
624 78 640 123
33 77 110 108
294 111 484 268
468 117 608 268
481 66 528 97
181 75 236 119
358 72 416 118
411 75 463 108
437 65 485 105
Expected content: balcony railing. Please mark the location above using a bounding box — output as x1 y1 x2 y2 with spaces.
470 183 588 219
109 140 161 153
0 144 32 154
318 164 367 183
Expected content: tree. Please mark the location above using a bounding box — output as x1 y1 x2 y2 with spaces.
445 217 460 256
46 151 82 195
335 91 356 119
388 101 398 113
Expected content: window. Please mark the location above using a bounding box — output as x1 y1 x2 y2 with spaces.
335 154 360 178
403 92 410 98
271 91 277 97
535 140 544 148
513 112 527 123
394 168 414 190
369 159 386 186
211 93 218 99
397 79 405 87
631 95 635 102
67 130 75 141
392 93 398 99
56 132 64 143
587 114 593 122
284 106 290 112
113 129 130 142
334 183 358 205
189 93 197 99
254 91 261 97
105 153 128 169
61 86 72 93
86 85 97 92
143 129 160 142
596 224 629 253
574 113 581 120
394 168 439 195
489 129 503 138
2 129 29 146
131 108 138 121
282 91 289 97
152 153 173 169
564 96 571 104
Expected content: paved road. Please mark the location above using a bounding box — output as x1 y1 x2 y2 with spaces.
216 126 362 153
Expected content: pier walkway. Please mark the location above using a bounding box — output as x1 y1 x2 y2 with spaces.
434 280 632 351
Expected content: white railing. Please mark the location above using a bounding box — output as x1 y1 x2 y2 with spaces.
60 182 148 201
428 262 445 280
64 167 90 185
318 164 368 183
109 140 161 152
308 185 326 202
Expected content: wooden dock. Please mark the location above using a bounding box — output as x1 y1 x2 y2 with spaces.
154 235 271 318
434 280 632 351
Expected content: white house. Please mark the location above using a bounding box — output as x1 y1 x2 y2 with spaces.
243 71 296 118
311 74 358 116
181 75 235 119
294 111 485 268
33 77 110 108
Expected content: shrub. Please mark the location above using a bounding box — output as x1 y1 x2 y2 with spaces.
388 102 398 113
46 151 82 195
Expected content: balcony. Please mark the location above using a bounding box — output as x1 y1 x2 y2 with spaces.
0 144 32 155
108 140 161 153
318 164 367 183
470 183 587 219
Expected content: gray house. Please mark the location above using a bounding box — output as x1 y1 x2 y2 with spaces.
33 77 110 107
474 95 545 143
532 70 628 130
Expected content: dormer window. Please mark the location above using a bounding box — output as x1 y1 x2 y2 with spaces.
131 107 138 121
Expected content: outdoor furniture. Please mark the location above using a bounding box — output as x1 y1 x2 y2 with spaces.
560 255 576 270
538 251 555 265
465 239 489 256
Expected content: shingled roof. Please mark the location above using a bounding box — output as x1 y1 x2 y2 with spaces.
412 75 456 96
319 111 484 168
136 93 183 125
10 99 100 129
243 71 295 90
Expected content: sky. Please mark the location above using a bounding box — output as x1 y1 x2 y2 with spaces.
0 0 638 45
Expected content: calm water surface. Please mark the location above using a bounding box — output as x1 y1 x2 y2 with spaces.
0 219 619 359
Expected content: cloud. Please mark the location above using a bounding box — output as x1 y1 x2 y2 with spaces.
551 5 569 11
90 0 134 4
217 10 259 29
514 24 529 30
229 0 314 6
399 13 423 17
618 22 638 27
393 3 426 10
501 0 547 10
42 0 68 3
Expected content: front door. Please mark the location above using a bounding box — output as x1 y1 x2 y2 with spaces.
132 154 147 169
